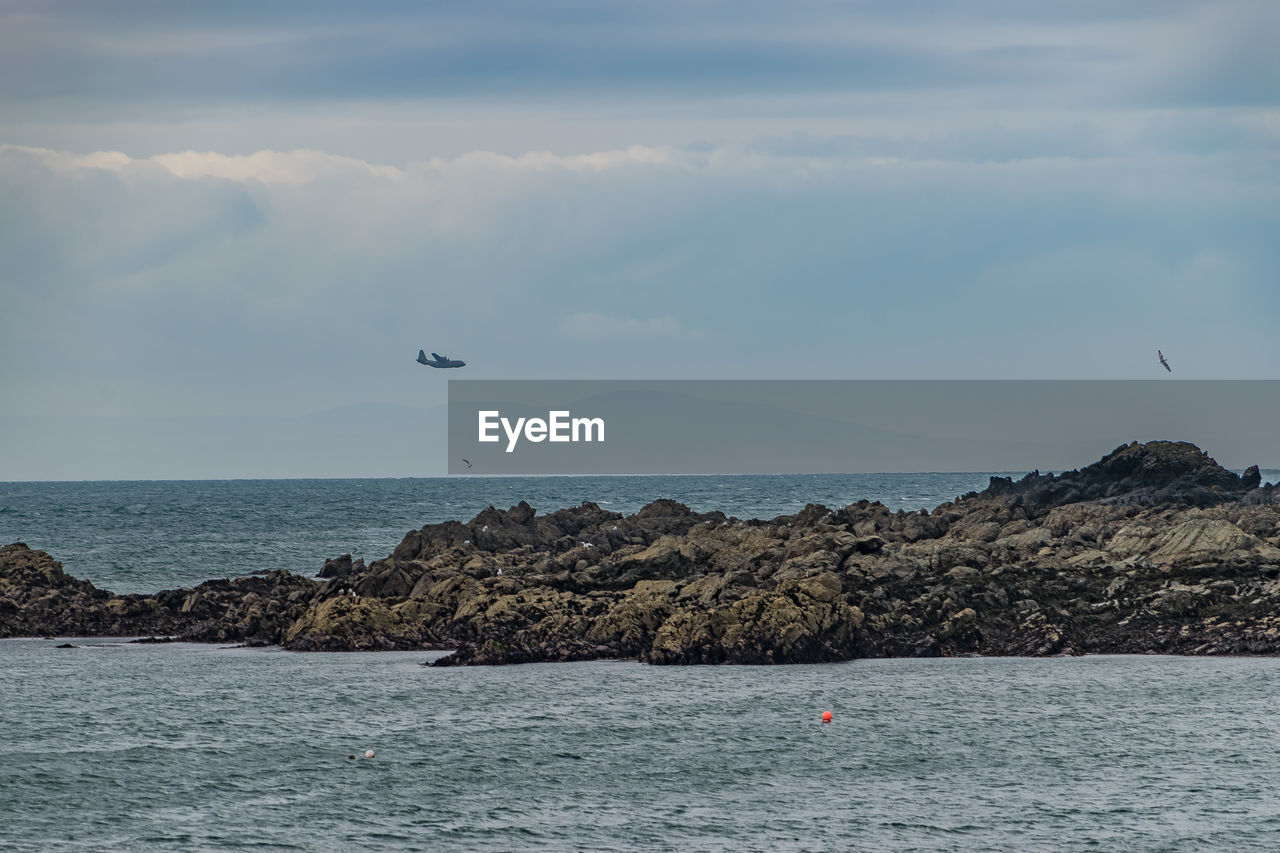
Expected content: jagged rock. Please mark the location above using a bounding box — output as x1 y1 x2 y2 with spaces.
7 440 1280 665
0 543 318 643
283 597 434 651
587 580 678 655
1149 519 1258 562
318 554 362 579
980 441 1254 513
646 573 863 664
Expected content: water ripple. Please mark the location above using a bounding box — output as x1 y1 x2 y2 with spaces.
1 474 1014 593
5 644 1280 850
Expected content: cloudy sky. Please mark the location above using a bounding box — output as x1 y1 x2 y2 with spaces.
2 1 1277 477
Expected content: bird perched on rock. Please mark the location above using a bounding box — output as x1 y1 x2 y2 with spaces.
1157 349 1171 372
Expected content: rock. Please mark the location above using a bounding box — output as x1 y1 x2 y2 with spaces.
854 536 886 554
646 573 863 665
284 596 434 651
7 440 1280 664
1149 519 1257 562
508 500 537 525
0 543 319 644
995 527 1052 549
938 607 978 640
1147 585 1200 617
318 554 357 579
588 580 678 655
972 441 1255 512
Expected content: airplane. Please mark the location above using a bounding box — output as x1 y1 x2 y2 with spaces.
417 349 466 369
1157 349 1171 372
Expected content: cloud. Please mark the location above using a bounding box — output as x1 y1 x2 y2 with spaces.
1 144 133 173
0 143 679 186
1 1 1276 477
423 145 678 175
0 1 1272 113
1 128 1276 429
560 312 705 341
149 148 403 184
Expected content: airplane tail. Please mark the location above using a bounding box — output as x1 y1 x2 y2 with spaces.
417 349 429 364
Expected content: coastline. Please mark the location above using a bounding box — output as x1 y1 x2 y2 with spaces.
4 440 1278 665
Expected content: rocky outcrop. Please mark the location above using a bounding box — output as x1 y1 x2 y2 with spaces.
0 543 118 637
978 440 1262 511
3 441 1279 665
318 554 363 579
0 543 319 644
283 596 434 651
646 572 865 664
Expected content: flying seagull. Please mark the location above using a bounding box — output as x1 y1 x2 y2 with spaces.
462 458 472 469
1157 349 1171 372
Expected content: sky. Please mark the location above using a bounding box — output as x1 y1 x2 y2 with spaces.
1 1 1278 477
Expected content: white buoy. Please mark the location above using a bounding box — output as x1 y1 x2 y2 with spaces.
364 749 375 759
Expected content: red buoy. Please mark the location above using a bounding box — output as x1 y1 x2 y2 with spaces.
822 711 833 723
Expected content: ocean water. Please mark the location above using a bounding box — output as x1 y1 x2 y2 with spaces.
3 643 1280 851
0 473 1015 594
5 473 1280 851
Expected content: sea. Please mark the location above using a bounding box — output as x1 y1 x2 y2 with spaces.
0 474 1021 594
5 473 1280 851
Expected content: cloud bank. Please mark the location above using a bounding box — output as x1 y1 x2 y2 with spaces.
1 0 1276 476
